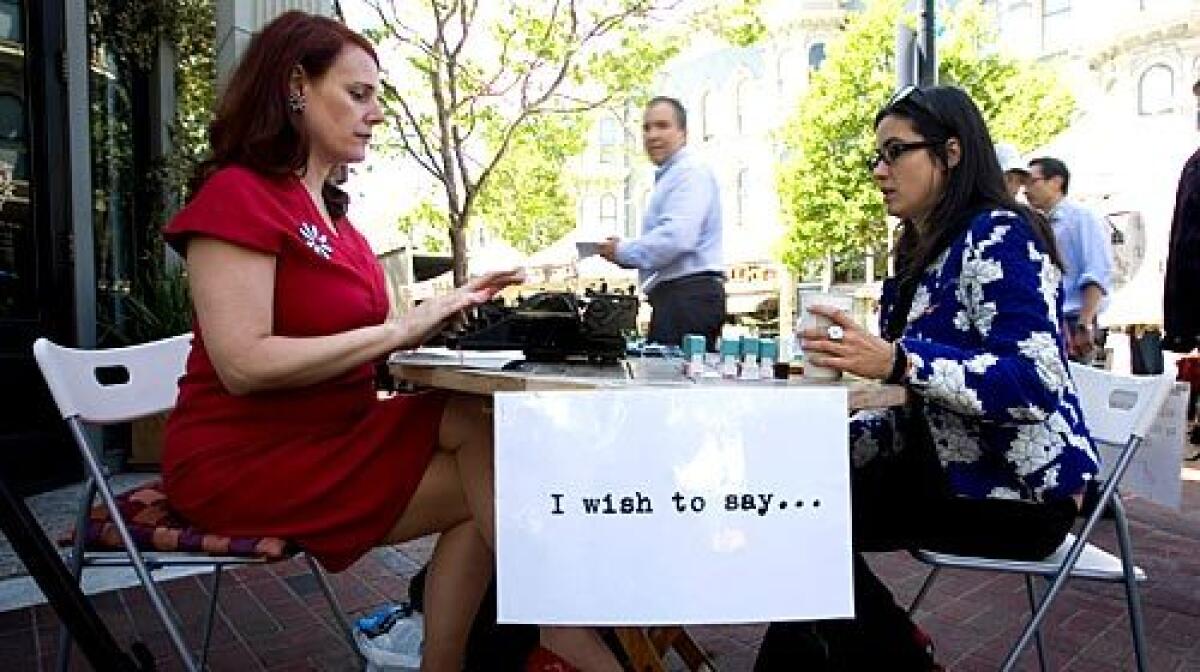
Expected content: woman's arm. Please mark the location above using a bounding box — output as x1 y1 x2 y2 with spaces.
188 237 520 395
898 215 1065 423
802 213 1066 425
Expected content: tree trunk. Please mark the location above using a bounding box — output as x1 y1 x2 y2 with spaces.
450 216 468 287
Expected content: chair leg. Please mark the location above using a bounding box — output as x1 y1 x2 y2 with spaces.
907 567 940 615
304 554 361 660
65 421 201 672
57 477 99 672
197 564 224 670
1024 576 1048 672
1111 496 1149 672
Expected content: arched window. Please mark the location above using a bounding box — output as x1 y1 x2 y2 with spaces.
736 168 750 227
1139 64 1174 115
736 76 753 135
599 193 618 232
808 42 826 71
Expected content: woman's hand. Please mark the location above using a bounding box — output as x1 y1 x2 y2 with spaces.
395 268 526 349
799 305 896 381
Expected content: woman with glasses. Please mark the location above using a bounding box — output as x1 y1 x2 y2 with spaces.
755 86 1100 670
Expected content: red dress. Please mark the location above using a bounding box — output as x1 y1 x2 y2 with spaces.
161 165 445 572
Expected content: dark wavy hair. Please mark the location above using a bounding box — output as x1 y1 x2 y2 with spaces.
190 11 379 219
874 86 1062 285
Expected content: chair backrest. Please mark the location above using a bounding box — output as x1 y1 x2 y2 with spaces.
1069 362 1176 446
32 334 192 425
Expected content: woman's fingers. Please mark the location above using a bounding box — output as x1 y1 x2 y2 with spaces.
467 269 525 292
806 304 856 327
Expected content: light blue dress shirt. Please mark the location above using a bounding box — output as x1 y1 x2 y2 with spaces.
1049 198 1113 317
613 146 723 294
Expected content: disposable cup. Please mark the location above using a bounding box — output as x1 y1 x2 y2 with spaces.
797 292 854 381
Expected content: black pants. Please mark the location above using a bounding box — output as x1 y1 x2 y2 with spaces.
755 433 1078 671
646 272 726 351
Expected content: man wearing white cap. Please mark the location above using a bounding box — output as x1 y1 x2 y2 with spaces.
994 142 1029 199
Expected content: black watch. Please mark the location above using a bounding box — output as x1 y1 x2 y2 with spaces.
884 342 909 384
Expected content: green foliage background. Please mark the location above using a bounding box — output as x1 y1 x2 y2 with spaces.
775 0 1074 276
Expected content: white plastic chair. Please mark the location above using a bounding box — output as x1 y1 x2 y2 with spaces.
33 335 358 672
907 363 1175 672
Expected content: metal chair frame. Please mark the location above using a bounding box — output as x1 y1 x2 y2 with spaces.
33 335 359 672
907 364 1174 672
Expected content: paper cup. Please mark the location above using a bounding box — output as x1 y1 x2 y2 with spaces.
797 292 854 381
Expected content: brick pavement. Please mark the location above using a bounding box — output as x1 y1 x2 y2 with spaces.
2 476 1198 671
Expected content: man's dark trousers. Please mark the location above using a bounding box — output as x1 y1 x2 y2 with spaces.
646 271 726 351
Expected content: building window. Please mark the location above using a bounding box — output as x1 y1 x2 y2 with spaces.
701 90 715 141
776 49 792 94
599 193 618 232
808 42 826 70
1041 0 1070 53
1138 64 1174 115
736 77 752 135
736 168 749 227
598 117 621 164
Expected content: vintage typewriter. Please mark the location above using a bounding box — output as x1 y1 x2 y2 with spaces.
442 288 638 363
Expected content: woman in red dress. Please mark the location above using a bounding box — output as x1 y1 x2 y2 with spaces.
161 12 620 672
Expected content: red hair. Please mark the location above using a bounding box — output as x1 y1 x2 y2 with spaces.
191 11 378 213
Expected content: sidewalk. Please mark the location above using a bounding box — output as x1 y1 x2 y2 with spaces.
1 469 1198 671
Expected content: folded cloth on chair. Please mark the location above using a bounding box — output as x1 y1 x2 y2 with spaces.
61 481 289 560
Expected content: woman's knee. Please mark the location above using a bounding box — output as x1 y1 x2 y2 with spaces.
439 394 493 454
383 454 472 543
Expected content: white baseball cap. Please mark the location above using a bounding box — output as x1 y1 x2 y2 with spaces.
994 142 1029 175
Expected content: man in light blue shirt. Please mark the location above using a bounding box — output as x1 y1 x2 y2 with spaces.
1026 157 1114 362
598 96 725 349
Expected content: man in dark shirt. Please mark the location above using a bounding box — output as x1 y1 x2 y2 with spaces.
1165 146 1200 354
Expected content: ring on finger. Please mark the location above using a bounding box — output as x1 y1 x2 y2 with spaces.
826 325 845 342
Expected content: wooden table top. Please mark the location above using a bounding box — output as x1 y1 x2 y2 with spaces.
388 355 908 410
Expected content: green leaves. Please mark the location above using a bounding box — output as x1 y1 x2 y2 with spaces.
366 0 685 283
474 114 588 254
775 0 1074 273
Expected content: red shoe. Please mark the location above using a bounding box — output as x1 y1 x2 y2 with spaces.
525 645 580 672
912 623 944 671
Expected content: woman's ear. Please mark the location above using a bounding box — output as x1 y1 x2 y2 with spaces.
945 137 962 169
289 65 306 98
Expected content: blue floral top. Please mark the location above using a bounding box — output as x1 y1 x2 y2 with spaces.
851 208 1101 502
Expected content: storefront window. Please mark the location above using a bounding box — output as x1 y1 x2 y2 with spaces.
88 2 136 345
0 0 32 320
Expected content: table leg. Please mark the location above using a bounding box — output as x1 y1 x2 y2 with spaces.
613 627 668 672
654 627 716 671
614 626 716 672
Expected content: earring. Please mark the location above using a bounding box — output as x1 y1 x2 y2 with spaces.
288 91 306 113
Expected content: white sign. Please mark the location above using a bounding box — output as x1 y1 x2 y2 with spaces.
494 387 853 625
1098 381 1188 510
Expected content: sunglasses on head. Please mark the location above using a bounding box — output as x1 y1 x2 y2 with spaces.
885 85 943 121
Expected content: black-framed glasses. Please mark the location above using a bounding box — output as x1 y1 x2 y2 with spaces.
866 140 942 171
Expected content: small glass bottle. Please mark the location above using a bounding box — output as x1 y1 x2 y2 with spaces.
719 338 740 379
739 337 760 380
682 334 706 377
759 338 778 380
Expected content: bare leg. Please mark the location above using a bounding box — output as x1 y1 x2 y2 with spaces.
438 395 623 672
385 453 487 672
419 522 493 672
541 627 624 672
